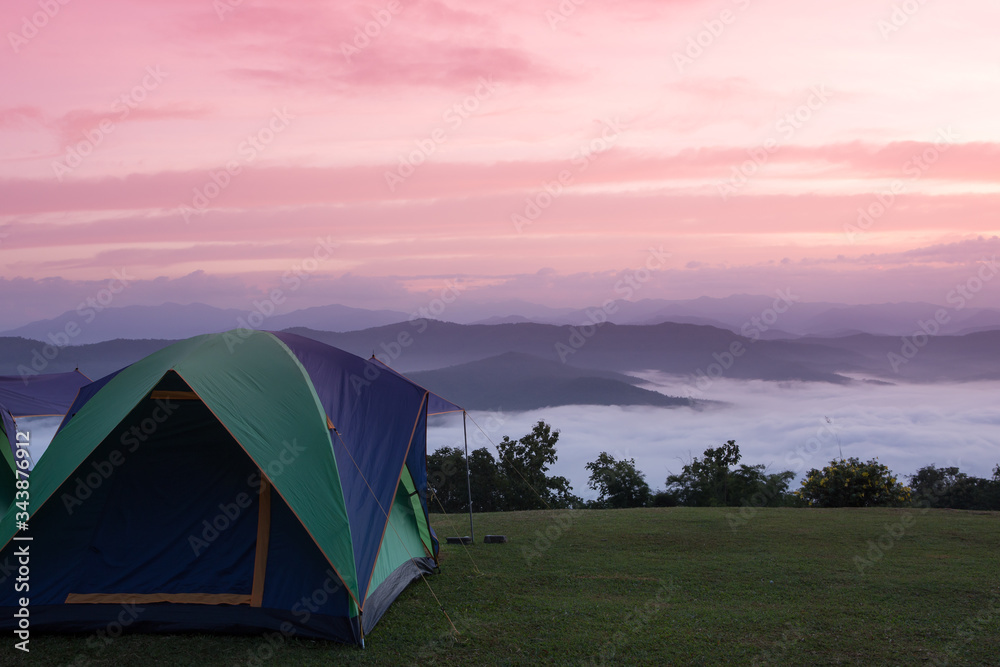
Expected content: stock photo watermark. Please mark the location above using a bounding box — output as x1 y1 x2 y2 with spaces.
349 278 467 395
385 77 498 192
222 236 338 352
62 603 146 665
682 288 799 395
727 417 840 530
17 269 135 382
7 0 72 54
189 441 304 557
339 0 402 62
51 66 168 180
717 85 832 200
512 117 627 233
845 127 959 243
887 256 998 373
60 397 181 515
672 0 752 73
877 0 932 39
177 107 294 222
555 246 670 363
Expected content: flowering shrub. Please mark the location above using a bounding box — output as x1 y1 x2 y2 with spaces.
796 457 911 507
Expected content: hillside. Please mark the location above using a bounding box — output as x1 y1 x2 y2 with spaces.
284 321 856 382
408 352 693 410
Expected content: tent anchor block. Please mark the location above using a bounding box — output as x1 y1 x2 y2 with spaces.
483 535 507 544
446 536 473 545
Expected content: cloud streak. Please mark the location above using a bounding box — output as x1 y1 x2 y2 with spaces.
2 0 1000 317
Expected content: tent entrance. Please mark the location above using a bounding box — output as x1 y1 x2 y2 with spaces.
62 372 270 607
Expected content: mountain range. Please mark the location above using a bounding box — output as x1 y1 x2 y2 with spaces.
3 316 999 412
0 302 411 345
5 296 1000 344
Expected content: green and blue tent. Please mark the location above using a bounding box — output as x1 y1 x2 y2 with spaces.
0 331 459 645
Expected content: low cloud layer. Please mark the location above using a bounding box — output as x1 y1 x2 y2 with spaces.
431 377 1000 501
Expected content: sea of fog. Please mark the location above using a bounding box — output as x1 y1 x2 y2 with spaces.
12 416 63 470
429 376 1000 502
18 378 998 503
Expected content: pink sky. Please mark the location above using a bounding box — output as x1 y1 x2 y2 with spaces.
2 0 1000 324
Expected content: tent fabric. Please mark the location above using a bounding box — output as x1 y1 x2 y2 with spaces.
362 357 454 533
368 482 429 597
368 357 463 415
269 332 431 603
361 482 437 634
56 367 125 435
0 369 91 418
0 330 455 644
1 369 91 466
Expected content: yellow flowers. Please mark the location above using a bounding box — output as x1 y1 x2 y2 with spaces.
799 457 909 508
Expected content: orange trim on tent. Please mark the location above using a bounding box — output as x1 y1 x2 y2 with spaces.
149 390 200 400
65 593 251 605
8 412 65 418
250 478 271 608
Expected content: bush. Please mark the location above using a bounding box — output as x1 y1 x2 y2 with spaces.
909 464 1000 510
651 491 679 507
797 457 911 507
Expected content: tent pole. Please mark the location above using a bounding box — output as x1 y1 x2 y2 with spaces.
463 411 474 542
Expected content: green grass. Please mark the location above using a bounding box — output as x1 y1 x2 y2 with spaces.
6 507 1000 666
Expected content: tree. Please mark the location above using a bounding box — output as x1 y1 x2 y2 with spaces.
704 440 741 505
665 440 740 506
585 452 651 508
427 446 505 513
426 446 467 512
908 465 967 508
496 421 578 510
468 447 504 512
728 463 796 508
909 464 1000 510
665 441 795 507
798 458 910 507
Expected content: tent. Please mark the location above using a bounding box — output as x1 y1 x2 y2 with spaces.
0 370 91 514
0 331 461 645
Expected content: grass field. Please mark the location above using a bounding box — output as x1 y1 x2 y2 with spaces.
7 507 1000 666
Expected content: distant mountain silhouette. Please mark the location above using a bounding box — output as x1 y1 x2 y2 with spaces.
546 296 1000 336
407 351 693 410
0 302 410 344
2 321 999 411
0 336 174 380
284 320 855 383
5 296 999 344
